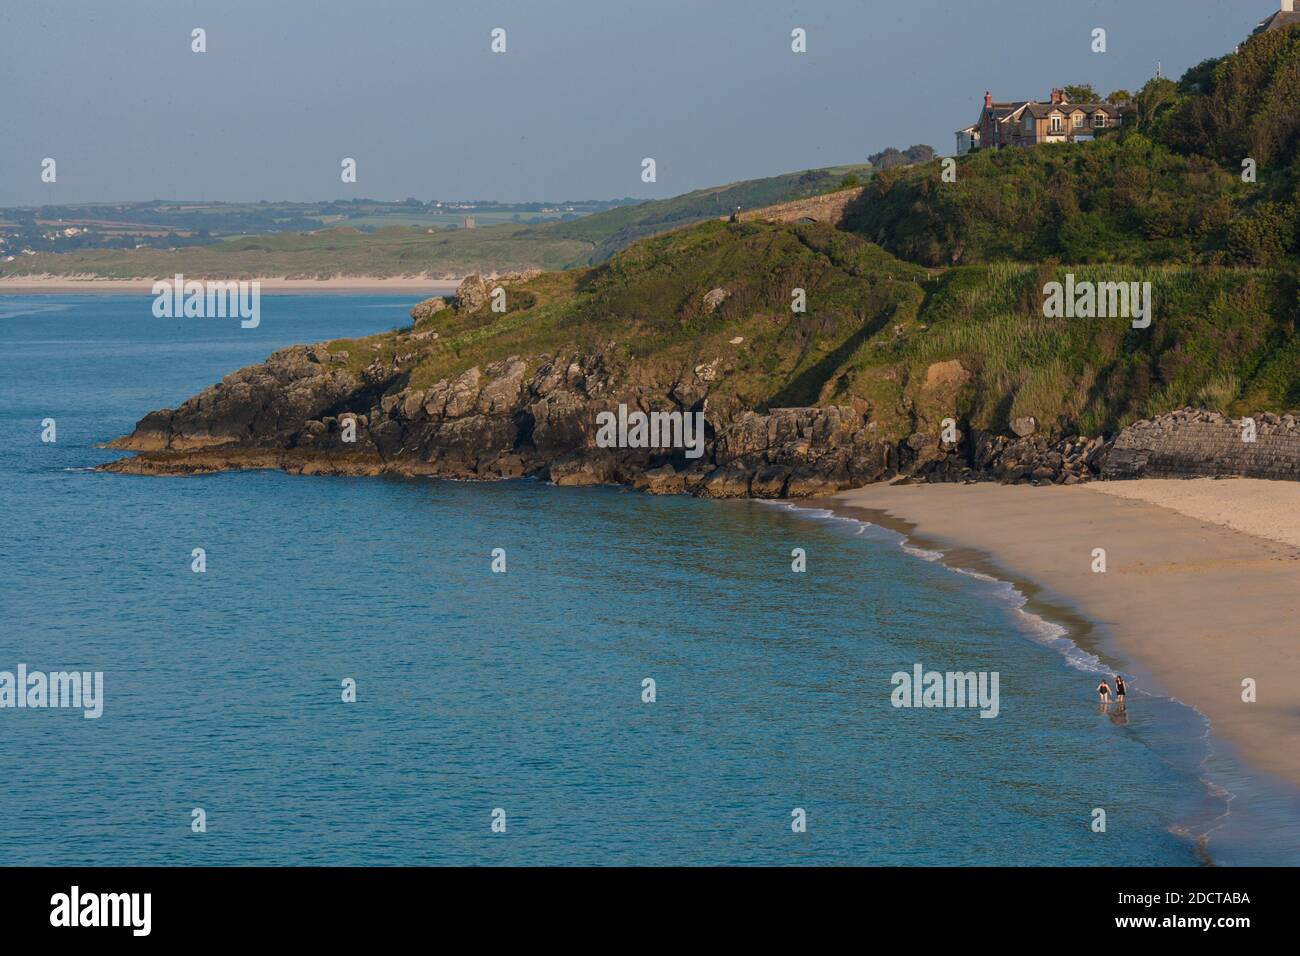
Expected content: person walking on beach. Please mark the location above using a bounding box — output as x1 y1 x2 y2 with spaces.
1114 675 1127 704
1097 679 1112 703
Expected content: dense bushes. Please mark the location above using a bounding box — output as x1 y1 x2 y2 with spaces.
846 26 1300 270
1157 27 1300 171
846 136 1244 266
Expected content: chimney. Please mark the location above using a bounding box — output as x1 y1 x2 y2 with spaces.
1284 0 1295 13
1050 88 1064 105
984 91 993 108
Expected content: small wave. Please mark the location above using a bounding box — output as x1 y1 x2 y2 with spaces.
0 301 75 321
900 543 943 561
764 497 1112 677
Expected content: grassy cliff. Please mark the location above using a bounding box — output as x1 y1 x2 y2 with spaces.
327 219 1298 444
305 22 1300 447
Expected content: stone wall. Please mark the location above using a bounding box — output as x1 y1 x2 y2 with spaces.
728 187 866 227
1103 409 1300 481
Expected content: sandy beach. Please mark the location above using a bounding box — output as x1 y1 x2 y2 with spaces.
0 276 460 295
828 478 1300 790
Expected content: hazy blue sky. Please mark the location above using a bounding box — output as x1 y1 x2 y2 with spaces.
0 0 1265 205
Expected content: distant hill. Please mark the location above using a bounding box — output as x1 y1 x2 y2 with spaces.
0 164 872 280
544 163 873 262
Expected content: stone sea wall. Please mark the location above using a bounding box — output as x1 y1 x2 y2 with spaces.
730 187 866 227
1103 409 1300 481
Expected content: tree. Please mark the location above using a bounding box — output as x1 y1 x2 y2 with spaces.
1064 84 1100 103
868 147 906 170
1134 77 1180 130
1177 56 1225 96
1105 89 1133 105
868 145 936 170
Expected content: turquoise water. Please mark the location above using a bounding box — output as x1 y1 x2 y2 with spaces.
0 295 1259 865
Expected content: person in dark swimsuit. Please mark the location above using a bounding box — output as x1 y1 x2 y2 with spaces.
1114 675 1127 703
1097 680 1111 703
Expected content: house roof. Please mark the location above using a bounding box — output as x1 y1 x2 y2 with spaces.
1255 9 1300 34
988 103 1029 124
956 123 980 134
1023 102 1123 119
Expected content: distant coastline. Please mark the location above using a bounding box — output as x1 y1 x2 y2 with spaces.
0 276 460 295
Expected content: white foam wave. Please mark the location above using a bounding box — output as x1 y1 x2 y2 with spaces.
0 301 74 321
763 497 1114 678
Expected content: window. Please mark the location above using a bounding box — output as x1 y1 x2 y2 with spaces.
1050 115 1062 133
1093 112 1107 128
1024 112 1033 132
1073 112 1084 128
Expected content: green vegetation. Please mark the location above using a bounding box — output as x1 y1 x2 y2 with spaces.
542 163 875 262
1157 27 1300 171
887 262 1298 436
0 164 872 280
867 145 936 171
850 26 1300 270
847 135 1246 265
1062 84 1100 103
0 226 598 280
308 26 1300 446
329 219 1298 445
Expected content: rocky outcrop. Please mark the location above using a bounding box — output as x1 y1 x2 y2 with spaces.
105 336 906 495
109 343 385 453
702 288 730 313
454 270 542 313
104 327 1128 495
409 297 449 322
1103 408 1300 481
454 275 492 313
1010 415 1037 438
904 428 1110 486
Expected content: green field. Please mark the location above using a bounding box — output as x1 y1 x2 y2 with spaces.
0 164 873 279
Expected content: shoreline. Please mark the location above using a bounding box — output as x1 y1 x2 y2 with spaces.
816 479 1300 862
0 276 461 295
89 435 1300 860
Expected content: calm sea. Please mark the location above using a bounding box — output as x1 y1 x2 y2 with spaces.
0 295 1288 865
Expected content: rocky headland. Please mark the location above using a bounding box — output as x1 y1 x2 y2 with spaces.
107 274 1285 496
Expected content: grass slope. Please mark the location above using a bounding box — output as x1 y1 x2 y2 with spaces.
329 220 1300 443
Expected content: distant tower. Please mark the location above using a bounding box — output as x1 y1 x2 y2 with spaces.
464 216 476 230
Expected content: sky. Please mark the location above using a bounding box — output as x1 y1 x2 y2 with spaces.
0 0 1269 206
